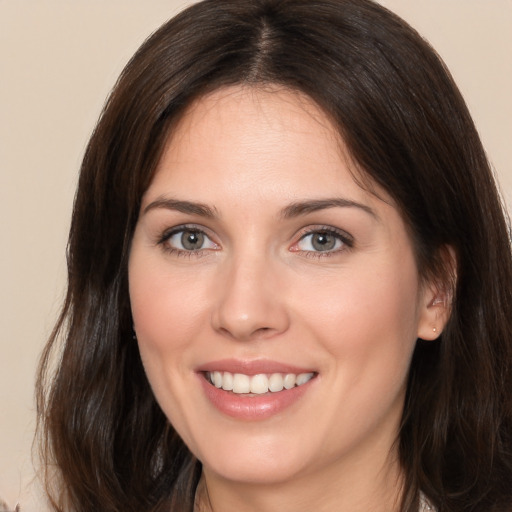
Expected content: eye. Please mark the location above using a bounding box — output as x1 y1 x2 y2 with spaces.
298 231 342 252
292 227 353 255
161 227 218 252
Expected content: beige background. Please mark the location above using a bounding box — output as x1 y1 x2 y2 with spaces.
1 1 511 510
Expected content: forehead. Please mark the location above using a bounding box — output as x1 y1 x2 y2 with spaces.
166 86 343 166
143 86 388 213
171 85 339 143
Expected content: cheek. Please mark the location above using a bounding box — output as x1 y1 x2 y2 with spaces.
352 270 419 339
128 253 207 445
129 255 209 353
298 253 421 375
295 259 421 442
127 250 207 417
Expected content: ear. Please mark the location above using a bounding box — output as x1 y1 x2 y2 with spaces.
416 246 457 341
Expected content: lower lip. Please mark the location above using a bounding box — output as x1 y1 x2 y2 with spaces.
199 374 315 421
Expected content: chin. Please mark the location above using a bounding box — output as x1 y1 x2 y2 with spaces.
195 428 314 485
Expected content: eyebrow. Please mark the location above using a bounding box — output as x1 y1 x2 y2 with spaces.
280 198 377 219
143 198 217 218
142 196 377 220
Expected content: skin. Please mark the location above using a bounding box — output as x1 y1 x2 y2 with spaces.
129 86 448 512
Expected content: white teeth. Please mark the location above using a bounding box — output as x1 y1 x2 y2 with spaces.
268 373 284 392
232 373 251 393
207 371 315 394
283 373 296 390
221 371 233 391
296 372 314 386
250 374 269 394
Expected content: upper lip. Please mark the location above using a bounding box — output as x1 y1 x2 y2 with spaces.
196 359 316 375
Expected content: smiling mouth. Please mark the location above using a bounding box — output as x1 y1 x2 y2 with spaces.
205 371 316 395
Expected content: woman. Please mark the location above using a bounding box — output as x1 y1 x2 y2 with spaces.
36 0 512 511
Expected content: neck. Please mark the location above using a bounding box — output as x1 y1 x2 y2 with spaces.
195 448 404 512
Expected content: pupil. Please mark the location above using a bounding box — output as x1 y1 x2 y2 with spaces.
312 232 335 251
181 231 204 250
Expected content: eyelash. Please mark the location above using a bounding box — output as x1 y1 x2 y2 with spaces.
292 225 354 259
157 224 218 258
156 224 354 258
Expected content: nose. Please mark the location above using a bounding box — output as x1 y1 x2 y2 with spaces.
211 254 290 342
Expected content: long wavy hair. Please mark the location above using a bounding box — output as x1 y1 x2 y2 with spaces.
36 1 512 511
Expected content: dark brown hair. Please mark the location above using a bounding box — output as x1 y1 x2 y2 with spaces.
37 1 512 510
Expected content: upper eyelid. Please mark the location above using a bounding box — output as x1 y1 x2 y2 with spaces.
159 223 213 239
158 224 352 238
295 225 354 243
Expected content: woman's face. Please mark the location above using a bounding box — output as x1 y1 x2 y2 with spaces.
129 86 439 487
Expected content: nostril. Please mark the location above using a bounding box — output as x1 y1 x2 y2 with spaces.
216 325 277 342
252 326 278 339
